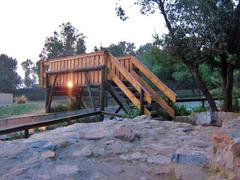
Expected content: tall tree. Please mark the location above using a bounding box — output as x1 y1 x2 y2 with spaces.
40 22 86 60
0 54 21 93
116 0 240 111
94 41 136 57
21 59 37 88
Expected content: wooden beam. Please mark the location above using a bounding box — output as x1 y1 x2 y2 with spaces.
110 72 151 116
46 65 105 75
131 70 175 118
85 72 96 111
131 56 176 103
108 54 152 104
47 74 58 112
105 81 128 113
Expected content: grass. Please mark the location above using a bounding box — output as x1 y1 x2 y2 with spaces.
0 102 42 119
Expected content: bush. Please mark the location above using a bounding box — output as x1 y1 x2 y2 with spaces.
14 95 28 104
123 107 141 119
172 104 192 116
192 106 207 113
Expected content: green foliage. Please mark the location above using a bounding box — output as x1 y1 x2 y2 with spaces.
123 107 141 119
0 54 21 93
0 102 40 119
172 104 191 116
21 59 37 88
40 22 86 59
95 41 136 57
191 106 207 113
51 98 80 112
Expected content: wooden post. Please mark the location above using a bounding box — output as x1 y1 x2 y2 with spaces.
99 66 106 121
24 129 29 138
45 74 50 113
85 72 96 111
47 75 58 113
140 88 144 115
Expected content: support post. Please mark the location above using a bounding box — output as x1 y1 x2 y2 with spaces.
99 66 106 120
85 72 96 111
24 129 29 138
47 75 58 113
140 88 144 115
45 74 50 113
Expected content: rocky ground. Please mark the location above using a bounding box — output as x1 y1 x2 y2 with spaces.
0 114 239 180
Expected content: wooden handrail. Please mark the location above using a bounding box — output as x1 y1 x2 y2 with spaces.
130 56 176 103
109 72 151 115
131 70 175 118
108 54 152 104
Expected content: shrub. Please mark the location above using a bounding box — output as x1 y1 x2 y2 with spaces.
14 95 28 104
123 107 141 119
192 106 207 113
172 104 191 116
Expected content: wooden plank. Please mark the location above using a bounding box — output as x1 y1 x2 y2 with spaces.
131 70 175 118
110 72 151 115
131 56 176 103
44 51 106 63
108 54 152 104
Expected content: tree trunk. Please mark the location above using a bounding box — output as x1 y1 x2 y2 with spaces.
190 65 218 111
222 64 234 111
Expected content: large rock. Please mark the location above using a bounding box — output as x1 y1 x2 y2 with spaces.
55 165 79 175
113 126 137 142
171 148 208 167
212 118 240 180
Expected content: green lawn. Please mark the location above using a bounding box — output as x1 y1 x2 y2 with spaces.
0 102 43 119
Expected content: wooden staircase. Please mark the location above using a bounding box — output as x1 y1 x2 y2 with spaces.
106 53 176 118
39 51 176 118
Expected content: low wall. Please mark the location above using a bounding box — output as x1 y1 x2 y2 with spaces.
0 93 13 105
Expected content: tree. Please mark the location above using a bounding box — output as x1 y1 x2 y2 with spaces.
94 41 136 57
0 54 21 93
21 59 37 88
116 0 240 111
40 22 86 60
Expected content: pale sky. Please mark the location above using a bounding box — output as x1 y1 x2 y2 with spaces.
0 0 167 77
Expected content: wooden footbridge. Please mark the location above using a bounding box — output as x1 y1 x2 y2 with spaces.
0 51 176 137
40 51 176 118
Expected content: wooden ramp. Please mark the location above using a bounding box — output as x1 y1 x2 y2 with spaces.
39 51 176 119
0 109 101 137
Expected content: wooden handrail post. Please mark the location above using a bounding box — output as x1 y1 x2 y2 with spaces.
140 88 144 115
100 66 106 121
45 74 50 113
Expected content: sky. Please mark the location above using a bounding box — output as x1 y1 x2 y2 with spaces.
0 0 167 77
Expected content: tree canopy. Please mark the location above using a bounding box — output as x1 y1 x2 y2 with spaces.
21 59 37 88
40 22 86 60
0 54 21 93
116 0 240 111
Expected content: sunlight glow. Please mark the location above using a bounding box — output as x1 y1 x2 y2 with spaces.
67 81 73 89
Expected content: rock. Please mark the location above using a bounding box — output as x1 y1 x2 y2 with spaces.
119 152 147 161
230 141 240 157
154 166 171 175
27 140 55 151
72 147 92 157
113 126 136 142
174 164 208 180
175 116 194 124
41 150 56 159
55 165 79 175
194 111 217 126
147 155 171 164
171 148 208 166
84 132 105 140
90 172 108 180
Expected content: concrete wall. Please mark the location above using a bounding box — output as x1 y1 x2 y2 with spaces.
0 93 13 105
